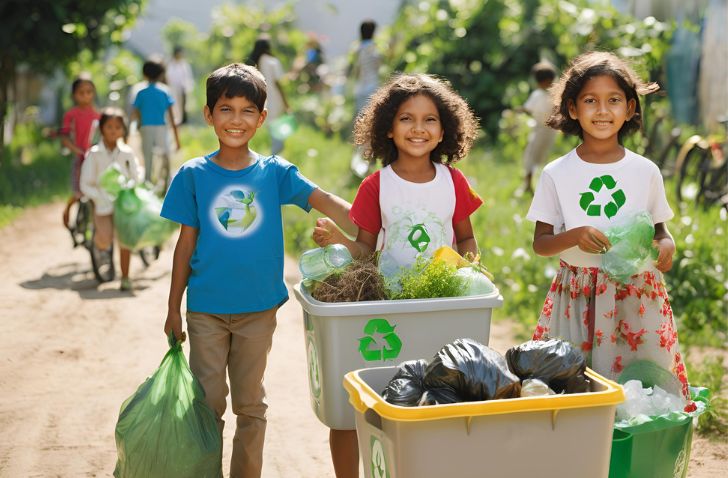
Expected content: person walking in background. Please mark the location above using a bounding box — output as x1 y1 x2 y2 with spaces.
517 60 558 195
347 20 383 179
161 63 356 478
312 73 482 478
132 58 181 185
166 45 195 125
79 107 142 291
60 75 100 228
349 19 382 117
526 51 690 399
247 36 291 156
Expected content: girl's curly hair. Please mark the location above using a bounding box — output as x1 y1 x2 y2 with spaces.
354 73 479 167
547 51 659 143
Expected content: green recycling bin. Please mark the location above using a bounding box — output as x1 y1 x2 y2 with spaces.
609 387 708 478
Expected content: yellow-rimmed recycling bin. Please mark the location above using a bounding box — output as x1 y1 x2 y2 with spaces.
293 283 503 430
344 366 624 478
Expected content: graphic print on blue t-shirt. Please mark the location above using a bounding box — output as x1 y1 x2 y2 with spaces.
211 186 261 236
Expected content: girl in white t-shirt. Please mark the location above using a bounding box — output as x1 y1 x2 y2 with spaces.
526 51 690 400
247 36 290 156
80 107 142 291
312 73 482 478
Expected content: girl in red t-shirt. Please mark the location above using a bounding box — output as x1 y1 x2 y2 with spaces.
312 73 482 478
61 76 100 227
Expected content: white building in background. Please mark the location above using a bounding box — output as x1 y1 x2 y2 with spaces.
125 0 400 60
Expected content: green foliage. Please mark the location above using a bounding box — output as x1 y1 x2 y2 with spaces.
0 134 71 228
63 47 143 112
0 0 145 74
174 2 306 76
392 257 463 300
666 205 728 347
386 0 673 141
687 356 728 436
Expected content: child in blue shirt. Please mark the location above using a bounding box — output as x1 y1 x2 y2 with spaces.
132 58 181 184
161 62 356 478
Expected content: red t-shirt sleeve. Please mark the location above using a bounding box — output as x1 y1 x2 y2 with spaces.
349 171 381 235
450 166 483 225
59 108 75 136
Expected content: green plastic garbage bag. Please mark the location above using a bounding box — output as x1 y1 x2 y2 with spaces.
114 333 222 478
99 164 129 199
269 114 298 141
602 211 658 284
114 186 177 251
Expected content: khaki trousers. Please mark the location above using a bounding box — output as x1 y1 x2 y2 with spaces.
187 307 278 478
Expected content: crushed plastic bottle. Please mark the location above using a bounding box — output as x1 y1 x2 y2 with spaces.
299 244 353 281
455 267 496 296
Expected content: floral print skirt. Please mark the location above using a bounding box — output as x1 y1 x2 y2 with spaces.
532 260 689 399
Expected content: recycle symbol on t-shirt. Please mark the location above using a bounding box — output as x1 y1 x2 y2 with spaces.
407 223 431 252
579 175 626 219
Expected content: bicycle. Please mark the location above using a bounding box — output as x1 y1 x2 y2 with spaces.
66 198 116 283
673 117 728 208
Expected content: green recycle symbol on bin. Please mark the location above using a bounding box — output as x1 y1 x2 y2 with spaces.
358 318 402 361
407 223 431 252
579 175 626 219
370 437 390 478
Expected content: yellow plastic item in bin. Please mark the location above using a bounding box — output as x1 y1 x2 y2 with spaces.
432 245 470 268
344 366 624 478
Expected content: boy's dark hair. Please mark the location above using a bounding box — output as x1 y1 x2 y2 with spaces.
98 106 128 135
360 20 377 41
71 74 95 95
531 61 557 84
354 73 479 166
547 51 658 142
142 59 166 82
206 63 267 112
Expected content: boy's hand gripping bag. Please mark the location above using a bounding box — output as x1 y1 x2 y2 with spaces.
113 334 222 478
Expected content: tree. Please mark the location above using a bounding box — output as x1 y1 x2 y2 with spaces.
0 0 145 151
386 0 673 142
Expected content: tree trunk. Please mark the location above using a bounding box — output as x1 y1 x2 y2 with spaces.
0 53 15 159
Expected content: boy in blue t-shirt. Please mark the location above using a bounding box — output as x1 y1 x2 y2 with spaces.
161 62 356 478
132 58 181 183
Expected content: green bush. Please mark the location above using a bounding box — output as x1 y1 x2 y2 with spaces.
385 0 673 141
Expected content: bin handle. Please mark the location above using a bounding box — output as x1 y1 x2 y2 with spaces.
343 372 380 413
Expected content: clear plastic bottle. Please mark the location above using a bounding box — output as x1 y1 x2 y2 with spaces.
299 244 353 281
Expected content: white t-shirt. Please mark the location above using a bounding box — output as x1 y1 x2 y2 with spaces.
257 54 285 120
526 148 673 267
80 142 141 215
523 88 553 125
378 163 456 274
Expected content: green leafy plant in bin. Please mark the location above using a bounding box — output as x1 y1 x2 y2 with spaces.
391 256 464 300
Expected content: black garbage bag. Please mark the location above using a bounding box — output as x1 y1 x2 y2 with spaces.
505 339 588 394
382 359 429 407
418 387 462 406
423 338 521 401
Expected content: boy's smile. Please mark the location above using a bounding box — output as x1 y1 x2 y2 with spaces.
568 75 635 143
205 95 266 157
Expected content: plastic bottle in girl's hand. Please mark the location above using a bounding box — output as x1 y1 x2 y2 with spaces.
299 244 353 281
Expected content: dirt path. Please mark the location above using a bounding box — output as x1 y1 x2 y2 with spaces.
0 203 725 477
